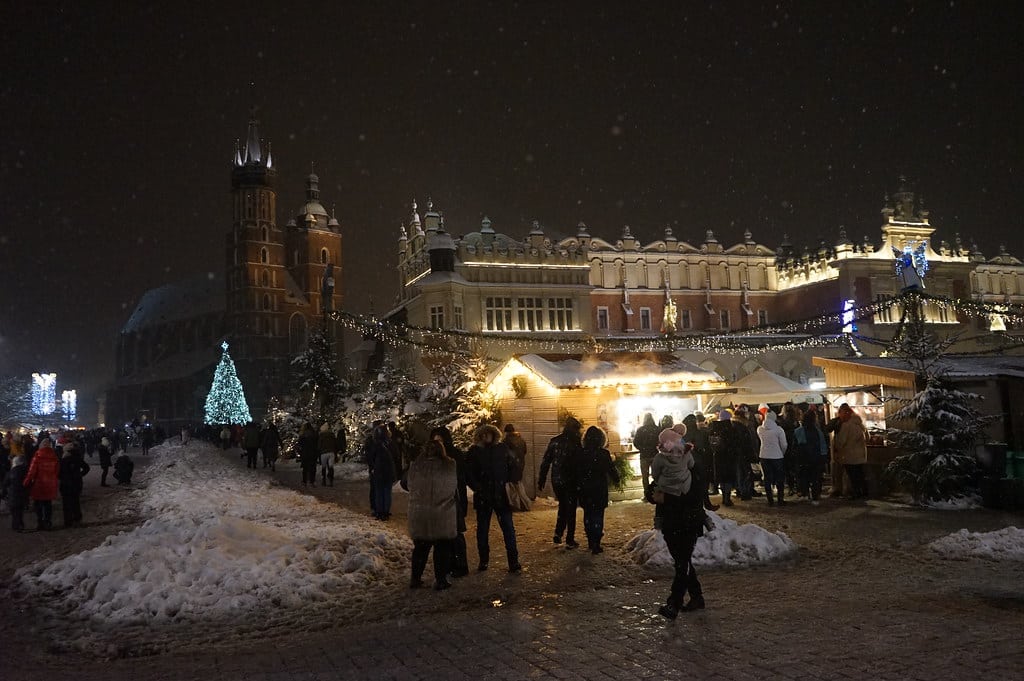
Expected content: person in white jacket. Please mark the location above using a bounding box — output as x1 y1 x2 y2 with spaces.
757 410 789 506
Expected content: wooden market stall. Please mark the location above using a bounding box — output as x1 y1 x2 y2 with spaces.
488 352 735 500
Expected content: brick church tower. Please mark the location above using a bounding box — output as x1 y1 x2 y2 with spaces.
227 115 343 415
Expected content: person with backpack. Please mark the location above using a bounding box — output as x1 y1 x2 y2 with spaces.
538 417 584 548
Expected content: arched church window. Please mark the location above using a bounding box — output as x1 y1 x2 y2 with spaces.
261 270 270 288
320 248 329 264
261 226 269 242
260 247 268 264
262 294 270 311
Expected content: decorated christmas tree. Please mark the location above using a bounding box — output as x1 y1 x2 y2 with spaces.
290 328 346 423
204 341 252 425
426 354 500 448
885 295 998 502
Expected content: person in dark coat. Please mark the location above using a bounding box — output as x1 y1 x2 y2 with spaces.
140 427 155 456
402 439 458 590
296 423 319 487
633 413 660 496
260 424 281 471
242 421 262 469
654 472 712 620
431 426 469 577
113 451 134 485
335 424 348 462
466 424 522 573
367 425 397 520
538 417 583 547
502 424 531 512
97 437 114 486
59 442 91 527
7 455 28 532
709 410 739 506
577 426 620 554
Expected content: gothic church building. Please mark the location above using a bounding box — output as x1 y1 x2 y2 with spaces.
106 117 343 428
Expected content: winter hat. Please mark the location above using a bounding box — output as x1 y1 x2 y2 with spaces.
758 403 769 415
658 428 683 450
718 408 734 421
671 423 688 438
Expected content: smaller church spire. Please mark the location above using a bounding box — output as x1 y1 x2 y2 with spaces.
244 113 262 164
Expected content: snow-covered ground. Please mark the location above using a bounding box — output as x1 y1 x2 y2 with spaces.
15 440 412 625
624 512 798 568
929 526 1024 561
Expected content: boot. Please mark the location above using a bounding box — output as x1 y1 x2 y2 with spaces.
658 603 679 620
681 595 705 611
766 490 775 507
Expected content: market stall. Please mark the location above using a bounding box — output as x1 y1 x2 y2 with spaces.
706 368 822 411
487 352 735 500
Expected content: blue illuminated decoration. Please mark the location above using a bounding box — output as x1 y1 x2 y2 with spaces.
893 241 928 290
841 299 857 333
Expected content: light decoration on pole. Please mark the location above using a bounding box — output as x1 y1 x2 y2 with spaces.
32 373 57 415
203 341 252 426
61 389 77 422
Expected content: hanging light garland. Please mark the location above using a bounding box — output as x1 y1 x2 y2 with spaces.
330 289 1021 358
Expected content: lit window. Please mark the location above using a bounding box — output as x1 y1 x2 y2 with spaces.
548 297 574 331
485 297 514 331
597 307 610 331
320 248 329 264
517 297 544 331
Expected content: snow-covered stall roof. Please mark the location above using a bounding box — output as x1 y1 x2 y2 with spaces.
512 352 726 390
714 367 822 406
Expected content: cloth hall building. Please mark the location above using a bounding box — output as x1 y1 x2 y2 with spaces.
393 181 1024 383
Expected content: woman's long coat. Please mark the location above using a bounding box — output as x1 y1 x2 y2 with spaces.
406 455 458 541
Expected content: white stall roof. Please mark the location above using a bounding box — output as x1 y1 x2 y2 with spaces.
514 352 726 389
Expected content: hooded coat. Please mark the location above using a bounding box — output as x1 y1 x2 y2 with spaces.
652 439 694 497
756 411 789 460
24 445 60 501
406 454 458 541
833 412 868 465
538 418 583 489
59 447 91 497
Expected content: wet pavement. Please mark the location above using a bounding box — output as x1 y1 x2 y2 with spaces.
2 445 1023 680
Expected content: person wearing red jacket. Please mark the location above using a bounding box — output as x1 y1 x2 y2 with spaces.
24 437 60 531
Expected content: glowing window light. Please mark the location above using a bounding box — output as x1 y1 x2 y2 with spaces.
62 389 77 421
32 373 57 415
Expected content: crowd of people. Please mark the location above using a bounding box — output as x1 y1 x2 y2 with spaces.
1 427 137 533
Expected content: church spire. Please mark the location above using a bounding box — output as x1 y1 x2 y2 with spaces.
243 110 263 165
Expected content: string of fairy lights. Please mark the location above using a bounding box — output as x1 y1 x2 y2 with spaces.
328 289 1020 362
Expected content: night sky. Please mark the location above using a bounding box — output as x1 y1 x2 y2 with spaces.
1 2 1021 419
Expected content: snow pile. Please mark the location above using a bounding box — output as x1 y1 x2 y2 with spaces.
929 527 1024 561
922 494 982 510
624 511 797 568
16 441 411 624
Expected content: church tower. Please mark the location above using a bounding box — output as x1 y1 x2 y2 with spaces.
227 114 285 361
285 170 343 338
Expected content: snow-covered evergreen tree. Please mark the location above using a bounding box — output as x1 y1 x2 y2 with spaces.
0 375 32 425
425 355 500 448
885 296 998 501
204 342 252 425
289 329 347 424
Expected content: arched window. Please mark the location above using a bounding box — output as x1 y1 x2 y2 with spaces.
261 226 269 242
288 314 308 354
320 248 329 264
260 247 268 264
261 270 270 288
262 294 270 311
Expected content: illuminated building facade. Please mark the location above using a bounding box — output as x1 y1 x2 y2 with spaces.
394 179 1024 382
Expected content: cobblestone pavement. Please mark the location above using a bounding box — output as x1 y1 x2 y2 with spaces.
3 446 1023 680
